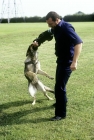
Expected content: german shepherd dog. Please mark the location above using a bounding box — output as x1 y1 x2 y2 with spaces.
24 44 54 105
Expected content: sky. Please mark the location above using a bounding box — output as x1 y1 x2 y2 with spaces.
0 0 94 18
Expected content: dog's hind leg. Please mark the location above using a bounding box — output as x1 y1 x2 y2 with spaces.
44 86 54 94
29 83 37 105
37 81 54 100
44 92 54 100
32 96 36 105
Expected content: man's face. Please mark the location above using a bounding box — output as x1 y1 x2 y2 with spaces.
46 18 58 28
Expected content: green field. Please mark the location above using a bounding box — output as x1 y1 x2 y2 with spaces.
0 22 94 140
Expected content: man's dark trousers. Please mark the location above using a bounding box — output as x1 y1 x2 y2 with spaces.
55 63 72 117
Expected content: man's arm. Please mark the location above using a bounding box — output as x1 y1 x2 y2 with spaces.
32 29 53 47
70 43 82 71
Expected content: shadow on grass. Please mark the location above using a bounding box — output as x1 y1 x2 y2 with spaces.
0 100 53 126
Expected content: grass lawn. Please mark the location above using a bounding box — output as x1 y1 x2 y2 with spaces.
0 22 94 140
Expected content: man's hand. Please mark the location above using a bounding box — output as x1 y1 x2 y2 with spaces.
70 61 77 71
70 43 82 71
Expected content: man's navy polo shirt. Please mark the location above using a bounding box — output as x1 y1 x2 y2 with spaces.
51 19 83 64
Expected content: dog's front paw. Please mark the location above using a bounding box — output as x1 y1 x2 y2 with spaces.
48 76 54 80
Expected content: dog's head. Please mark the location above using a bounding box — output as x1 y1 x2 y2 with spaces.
26 44 38 57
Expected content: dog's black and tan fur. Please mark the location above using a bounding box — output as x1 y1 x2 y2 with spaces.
24 44 54 105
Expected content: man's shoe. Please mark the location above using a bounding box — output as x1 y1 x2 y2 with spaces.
50 116 66 121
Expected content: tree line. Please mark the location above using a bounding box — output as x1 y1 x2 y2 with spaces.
0 14 94 23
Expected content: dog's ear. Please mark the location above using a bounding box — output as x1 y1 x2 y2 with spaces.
26 46 30 56
26 44 33 56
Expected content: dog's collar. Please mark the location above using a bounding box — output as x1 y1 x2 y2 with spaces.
25 61 32 65
25 60 38 65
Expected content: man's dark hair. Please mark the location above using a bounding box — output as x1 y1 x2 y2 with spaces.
46 11 60 21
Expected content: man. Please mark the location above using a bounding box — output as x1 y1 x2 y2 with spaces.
32 11 83 121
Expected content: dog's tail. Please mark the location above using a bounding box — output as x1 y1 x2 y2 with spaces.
44 86 54 94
